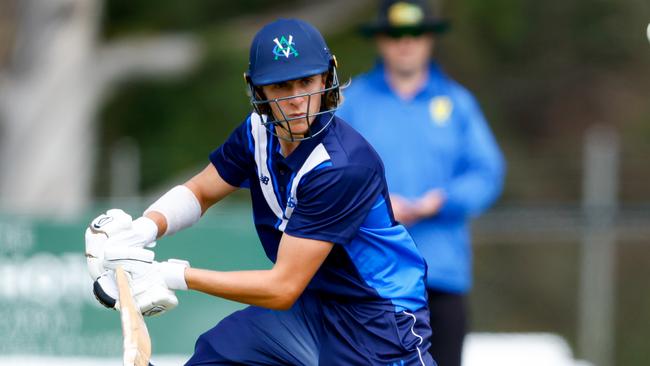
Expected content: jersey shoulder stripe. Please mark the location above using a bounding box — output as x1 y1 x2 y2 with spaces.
250 113 331 231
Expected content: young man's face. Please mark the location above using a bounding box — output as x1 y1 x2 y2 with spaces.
261 74 326 140
376 33 434 77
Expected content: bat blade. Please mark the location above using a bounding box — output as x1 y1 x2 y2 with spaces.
115 266 152 366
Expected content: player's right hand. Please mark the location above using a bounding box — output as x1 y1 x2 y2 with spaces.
93 247 180 317
104 247 190 291
85 209 158 280
93 270 180 317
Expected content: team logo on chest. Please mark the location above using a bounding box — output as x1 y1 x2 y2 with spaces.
272 35 299 60
429 96 453 126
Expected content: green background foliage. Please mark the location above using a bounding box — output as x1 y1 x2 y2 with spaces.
97 0 650 203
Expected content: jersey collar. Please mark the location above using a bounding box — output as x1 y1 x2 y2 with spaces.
274 112 331 172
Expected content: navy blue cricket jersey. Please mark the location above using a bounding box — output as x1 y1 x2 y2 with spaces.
210 112 427 312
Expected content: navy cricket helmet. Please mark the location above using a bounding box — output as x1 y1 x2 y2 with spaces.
245 18 341 141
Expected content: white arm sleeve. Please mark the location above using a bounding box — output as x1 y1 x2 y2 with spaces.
144 185 202 236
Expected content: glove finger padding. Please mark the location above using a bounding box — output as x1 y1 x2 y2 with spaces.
93 271 119 309
89 209 133 236
93 269 178 317
105 216 158 249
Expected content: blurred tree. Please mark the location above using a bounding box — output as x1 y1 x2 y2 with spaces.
440 0 650 202
97 0 375 196
0 0 198 216
102 0 302 37
0 0 17 70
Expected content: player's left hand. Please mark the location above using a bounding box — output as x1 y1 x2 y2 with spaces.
104 215 159 249
86 209 135 280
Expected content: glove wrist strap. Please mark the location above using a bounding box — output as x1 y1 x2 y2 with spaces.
163 259 190 291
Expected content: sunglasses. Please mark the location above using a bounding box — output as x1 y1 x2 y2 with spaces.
382 27 427 39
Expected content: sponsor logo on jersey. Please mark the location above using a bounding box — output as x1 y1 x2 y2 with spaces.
260 175 270 185
272 35 299 60
429 96 453 126
287 196 297 208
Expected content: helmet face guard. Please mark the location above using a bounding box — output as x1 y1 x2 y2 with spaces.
247 65 341 142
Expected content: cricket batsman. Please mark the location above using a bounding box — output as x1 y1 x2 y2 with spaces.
86 18 436 365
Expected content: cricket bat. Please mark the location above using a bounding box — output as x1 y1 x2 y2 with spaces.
115 266 152 366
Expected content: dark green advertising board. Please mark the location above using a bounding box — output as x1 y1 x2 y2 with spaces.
0 203 270 359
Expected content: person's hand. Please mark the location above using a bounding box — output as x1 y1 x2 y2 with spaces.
103 247 190 291
93 268 179 317
94 247 189 316
390 190 446 226
412 189 445 219
104 215 158 249
390 194 421 226
85 209 158 280
86 209 135 280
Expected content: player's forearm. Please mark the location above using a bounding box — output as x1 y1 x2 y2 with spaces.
185 267 303 310
141 166 238 239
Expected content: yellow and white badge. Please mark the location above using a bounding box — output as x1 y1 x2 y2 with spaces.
429 96 453 126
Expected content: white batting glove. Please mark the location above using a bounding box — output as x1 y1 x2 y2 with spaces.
93 270 180 317
85 209 158 280
105 216 159 249
155 259 191 291
103 247 189 289
86 209 134 280
94 247 188 316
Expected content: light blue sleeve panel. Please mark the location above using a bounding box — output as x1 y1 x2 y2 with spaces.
343 195 428 312
438 87 506 219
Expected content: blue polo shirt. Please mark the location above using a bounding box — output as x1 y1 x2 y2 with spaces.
210 112 427 312
338 62 505 293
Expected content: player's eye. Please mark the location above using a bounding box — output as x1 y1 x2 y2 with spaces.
300 77 313 86
272 82 288 90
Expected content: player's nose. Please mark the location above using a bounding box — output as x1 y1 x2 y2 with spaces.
288 90 308 107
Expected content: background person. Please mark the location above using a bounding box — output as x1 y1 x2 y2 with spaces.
337 1 506 365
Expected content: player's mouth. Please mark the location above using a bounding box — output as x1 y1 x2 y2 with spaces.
288 113 307 120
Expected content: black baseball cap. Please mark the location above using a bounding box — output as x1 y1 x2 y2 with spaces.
360 0 450 37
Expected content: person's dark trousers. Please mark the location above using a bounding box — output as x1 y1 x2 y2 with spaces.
427 289 467 366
